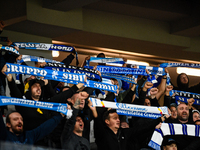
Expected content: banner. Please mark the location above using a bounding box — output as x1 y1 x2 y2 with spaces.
0 96 72 118
89 98 168 119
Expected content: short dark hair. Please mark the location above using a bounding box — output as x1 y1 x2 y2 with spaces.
28 79 45 91
6 111 21 124
103 109 116 122
97 53 105 58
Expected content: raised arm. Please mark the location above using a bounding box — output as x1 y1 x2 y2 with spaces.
2 65 23 98
0 110 7 141
29 114 63 143
61 93 86 146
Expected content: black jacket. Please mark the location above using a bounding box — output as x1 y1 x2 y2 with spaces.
94 107 163 150
0 110 63 145
61 107 90 150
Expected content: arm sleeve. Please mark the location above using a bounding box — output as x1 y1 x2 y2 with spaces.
61 107 79 145
61 53 75 66
133 89 147 105
0 111 7 141
94 107 107 140
149 97 160 107
127 117 162 137
122 88 135 104
164 95 171 108
28 114 63 143
48 85 79 103
7 77 23 98
43 81 56 98
189 83 200 93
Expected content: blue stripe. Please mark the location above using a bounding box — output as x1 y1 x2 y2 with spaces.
195 125 199 136
182 124 187 135
148 140 161 150
169 123 175 135
155 129 164 138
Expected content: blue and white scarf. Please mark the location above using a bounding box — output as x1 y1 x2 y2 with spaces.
160 62 200 68
172 90 200 105
45 62 101 81
13 42 79 65
101 73 137 84
85 65 148 76
13 42 74 52
89 98 168 119
5 63 86 84
86 80 118 93
86 57 125 66
0 96 72 119
0 44 20 56
17 55 63 64
6 63 117 93
148 123 200 150
127 64 166 76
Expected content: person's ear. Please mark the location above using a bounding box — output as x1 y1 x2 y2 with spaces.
163 146 166 150
105 119 109 125
6 123 11 128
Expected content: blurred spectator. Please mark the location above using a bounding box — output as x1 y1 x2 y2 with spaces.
173 73 200 94
192 109 200 122
162 138 178 150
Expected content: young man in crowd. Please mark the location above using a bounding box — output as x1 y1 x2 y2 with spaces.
61 92 90 150
94 107 167 150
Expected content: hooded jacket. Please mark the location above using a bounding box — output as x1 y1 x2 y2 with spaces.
173 73 200 93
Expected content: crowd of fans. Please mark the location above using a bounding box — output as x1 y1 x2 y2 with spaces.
1 20 200 150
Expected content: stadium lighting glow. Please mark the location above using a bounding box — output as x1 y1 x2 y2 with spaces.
52 51 59 57
177 67 200 77
126 60 149 66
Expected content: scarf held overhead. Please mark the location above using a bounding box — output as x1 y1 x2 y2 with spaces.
0 96 72 119
89 98 168 119
13 42 79 65
5 63 117 93
0 44 19 56
160 62 200 68
173 90 200 105
17 55 63 64
148 123 200 150
45 62 101 81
